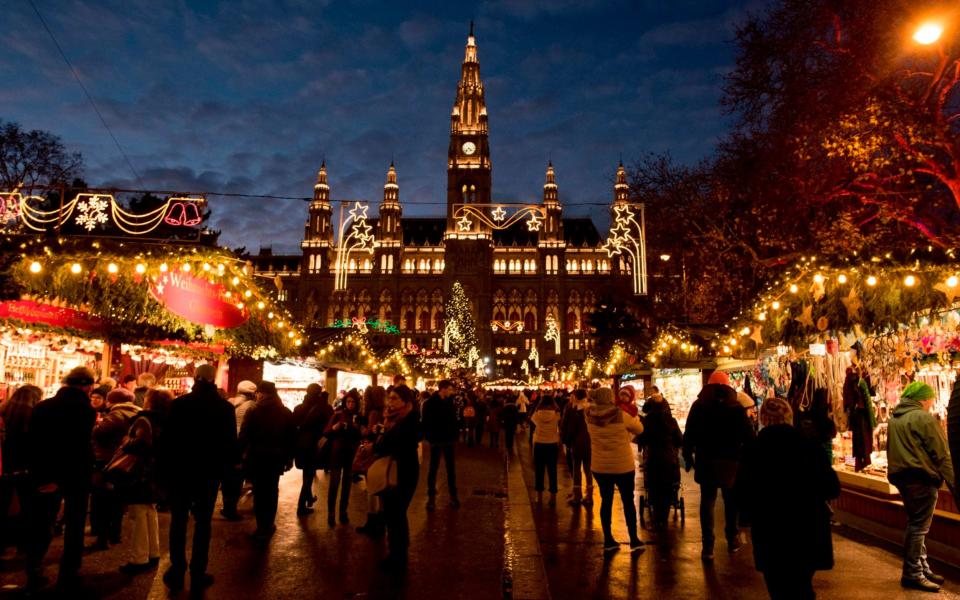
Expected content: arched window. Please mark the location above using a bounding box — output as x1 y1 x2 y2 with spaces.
418 310 430 331
404 310 415 331
524 311 535 332
566 310 579 333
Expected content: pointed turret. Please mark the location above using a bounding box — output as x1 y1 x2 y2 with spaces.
540 161 563 244
543 161 558 205
313 161 330 205
303 162 333 274
379 162 402 244
614 161 629 204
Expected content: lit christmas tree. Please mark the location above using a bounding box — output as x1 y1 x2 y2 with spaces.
444 281 478 367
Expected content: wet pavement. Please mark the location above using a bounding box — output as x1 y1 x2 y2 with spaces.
0 443 505 599
4 434 960 599
512 433 960 599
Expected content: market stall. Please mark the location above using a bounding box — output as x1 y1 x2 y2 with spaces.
263 359 325 409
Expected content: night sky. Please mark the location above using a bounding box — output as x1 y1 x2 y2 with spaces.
3 0 766 252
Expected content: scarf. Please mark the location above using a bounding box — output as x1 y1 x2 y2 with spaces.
383 402 413 431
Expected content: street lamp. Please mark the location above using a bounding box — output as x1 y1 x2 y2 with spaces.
913 22 943 45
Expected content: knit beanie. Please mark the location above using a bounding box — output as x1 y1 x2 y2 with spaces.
588 387 615 405
901 381 935 402
237 380 257 395
106 387 135 405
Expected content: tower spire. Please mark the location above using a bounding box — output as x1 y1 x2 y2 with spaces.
614 162 629 204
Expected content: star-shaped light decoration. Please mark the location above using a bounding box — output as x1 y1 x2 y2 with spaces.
526 213 543 231
750 326 763 347
609 221 632 240
841 288 863 320
352 219 373 239
794 304 814 328
601 237 623 257
456 215 473 232
491 206 506 222
347 201 369 221
613 204 635 222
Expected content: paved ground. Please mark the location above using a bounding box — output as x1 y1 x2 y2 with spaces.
513 433 960 600
0 443 505 599
4 433 960 599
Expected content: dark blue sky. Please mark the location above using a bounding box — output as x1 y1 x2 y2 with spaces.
3 0 766 251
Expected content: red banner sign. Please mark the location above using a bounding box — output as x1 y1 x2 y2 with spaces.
0 300 106 333
150 273 249 328
152 339 227 355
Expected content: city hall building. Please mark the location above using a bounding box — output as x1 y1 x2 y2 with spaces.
255 27 645 370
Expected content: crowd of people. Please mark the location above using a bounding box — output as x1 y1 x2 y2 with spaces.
0 364 957 599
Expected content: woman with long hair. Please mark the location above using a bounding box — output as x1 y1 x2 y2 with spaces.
356 385 386 537
0 385 43 549
373 385 421 571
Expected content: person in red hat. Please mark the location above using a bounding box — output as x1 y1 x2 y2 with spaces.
682 370 755 561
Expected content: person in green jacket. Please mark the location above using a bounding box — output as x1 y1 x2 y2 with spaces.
887 382 955 593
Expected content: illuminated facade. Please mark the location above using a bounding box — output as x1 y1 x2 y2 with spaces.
255 27 645 369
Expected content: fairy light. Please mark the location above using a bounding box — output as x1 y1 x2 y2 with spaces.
29 261 41 273
135 263 146 274
947 276 958 288
837 274 847 284
904 275 916 287
70 263 82 274
789 284 798 294
813 273 825 284
107 263 118 274
159 263 168 272
182 263 191 272
257 301 265 309
866 276 877 286
771 301 781 310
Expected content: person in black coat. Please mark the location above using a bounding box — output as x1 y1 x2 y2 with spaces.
239 381 295 540
374 385 421 571
500 398 520 453
683 371 755 561
636 396 682 527
421 380 459 510
738 397 840 600
323 390 362 526
159 364 236 593
948 379 960 497
24 367 97 593
292 385 333 516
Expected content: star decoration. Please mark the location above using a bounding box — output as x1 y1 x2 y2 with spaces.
794 304 814 328
750 326 763 347
347 201 369 221
456 215 473 232
352 219 373 239
810 279 825 302
609 221 632 240
491 206 506 222
841 288 863 320
613 204 635 222
935 282 959 305
601 237 623 257
526 213 543 231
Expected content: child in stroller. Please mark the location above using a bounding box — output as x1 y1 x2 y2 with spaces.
635 391 684 527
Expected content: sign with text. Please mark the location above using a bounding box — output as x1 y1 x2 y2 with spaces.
150 272 248 328
0 300 106 333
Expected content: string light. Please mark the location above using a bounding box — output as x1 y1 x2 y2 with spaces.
904 274 916 287
866 276 877 286
29 261 41 273
159 263 168 272
107 263 118 274
135 263 146 274
70 263 82 274
948 276 958 288
837 274 847 284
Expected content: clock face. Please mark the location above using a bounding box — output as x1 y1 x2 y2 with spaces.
462 141 476 155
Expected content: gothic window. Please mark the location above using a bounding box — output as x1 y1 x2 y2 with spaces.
493 289 506 321
400 288 414 331
357 290 372 319
433 258 443 273
362 258 372 273
418 310 430 331
524 311 535 332
404 310 415 331
379 289 393 324
431 289 444 331
567 290 582 333
348 258 357 273
404 258 414 273
524 289 538 332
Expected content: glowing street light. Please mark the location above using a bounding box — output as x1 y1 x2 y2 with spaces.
913 22 943 45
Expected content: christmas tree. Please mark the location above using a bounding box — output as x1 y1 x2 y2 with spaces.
444 281 478 367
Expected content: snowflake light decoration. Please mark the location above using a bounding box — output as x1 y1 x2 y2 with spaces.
75 195 110 231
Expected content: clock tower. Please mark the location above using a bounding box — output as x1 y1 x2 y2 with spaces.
447 22 491 226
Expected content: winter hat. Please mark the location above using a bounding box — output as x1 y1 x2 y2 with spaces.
106 387 135 405
737 391 756 409
588 387 615 405
257 381 278 397
618 386 636 404
901 381 935 402
194 363 217 382
707 371 731 387
760 397 793 427
237 380 257 395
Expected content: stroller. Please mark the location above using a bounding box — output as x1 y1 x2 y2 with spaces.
637 448 685 527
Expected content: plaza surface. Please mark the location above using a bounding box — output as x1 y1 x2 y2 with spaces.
1 436 958 599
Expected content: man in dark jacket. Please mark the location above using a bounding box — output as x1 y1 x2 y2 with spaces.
239 381 295 539
683 371 755 561
421 380 459 511
90 387 140 549
160 364 236 593
25 366 97 593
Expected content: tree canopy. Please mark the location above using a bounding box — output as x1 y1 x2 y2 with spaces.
0 119 83 190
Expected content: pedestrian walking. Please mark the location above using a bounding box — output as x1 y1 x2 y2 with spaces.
324 390 362 525
357 385 386 537
239 381 296 539
531 396 561 506
585 387 644 554
90 387 140 550
561 389 593 506
683 370 755 561
500 397 519 454
24 366 97 593
160 363 236 593
888 382 955 592
462 397 478 447
220 380 257 520
738 397 840 600
118 388 173 574
487 398 502 448
422 380 460 511
0 384 41 552
374 385 421 571
635 391 682 527
517 391 529 431
293 384 333 516
475 395 488 447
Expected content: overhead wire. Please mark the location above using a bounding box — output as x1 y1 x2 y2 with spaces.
28 0 144 188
